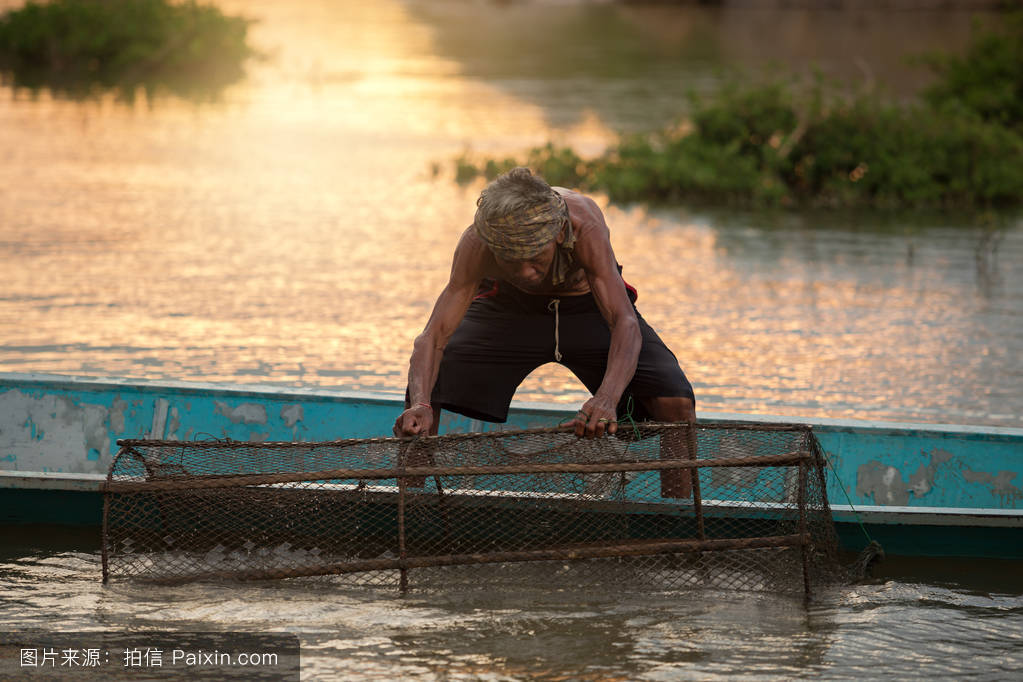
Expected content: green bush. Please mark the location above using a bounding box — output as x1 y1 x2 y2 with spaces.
788 100 1023 207
0 0 258 99
454 14 1023 209
919 12 1023 130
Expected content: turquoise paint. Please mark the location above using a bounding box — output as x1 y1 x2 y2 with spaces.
814 425 1022 511
1 377 411 473
1 374 1021 547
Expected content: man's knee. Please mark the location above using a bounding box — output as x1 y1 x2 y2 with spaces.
640 395 695 423
642 396 696 498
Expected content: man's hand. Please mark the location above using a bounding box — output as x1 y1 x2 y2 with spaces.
393 404 434 437
571 395 618 438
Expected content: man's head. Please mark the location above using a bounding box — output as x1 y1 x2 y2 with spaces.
473 168 569 286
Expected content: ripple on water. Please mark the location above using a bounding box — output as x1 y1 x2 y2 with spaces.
1 550 1022 679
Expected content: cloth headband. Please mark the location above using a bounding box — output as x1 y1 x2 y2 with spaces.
474 192 570 263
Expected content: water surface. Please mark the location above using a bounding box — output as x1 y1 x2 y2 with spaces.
1 527 1021 680
1 0 1019 426
1 4 1022 678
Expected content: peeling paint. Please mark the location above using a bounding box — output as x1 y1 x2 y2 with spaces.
856 461 910 506
930 448 955 467
907 463 933 498
962 468 1023 504
110 397 129 434
907 447 956 500
214 401 267 425
167 407 181 439
149 398 170 439
0 389 111 474
709 434 765 492
281 404 304 429
875 447 959 503
711 465 761 491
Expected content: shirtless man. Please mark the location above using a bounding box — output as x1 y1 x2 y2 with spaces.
393 167 695 450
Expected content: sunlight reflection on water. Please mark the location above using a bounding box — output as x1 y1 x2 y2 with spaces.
0 0 1020 427
1 3 1021 680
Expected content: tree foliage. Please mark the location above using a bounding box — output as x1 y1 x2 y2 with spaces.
0 0 258 100
456 14 1023 209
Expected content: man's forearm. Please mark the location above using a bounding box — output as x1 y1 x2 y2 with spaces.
595 317 641 405
407 334 443 406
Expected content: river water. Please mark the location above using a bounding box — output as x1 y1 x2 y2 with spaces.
2 527 1022 680
0 0 1020 427
1 1 1021 679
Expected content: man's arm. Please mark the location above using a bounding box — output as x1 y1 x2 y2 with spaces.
571 194 642 438
394 228 487 437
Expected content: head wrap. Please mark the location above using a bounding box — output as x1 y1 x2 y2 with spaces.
474 191 577 286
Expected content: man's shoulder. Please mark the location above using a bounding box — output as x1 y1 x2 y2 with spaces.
452 226 497 277
562 194 610 241
455 225 491 257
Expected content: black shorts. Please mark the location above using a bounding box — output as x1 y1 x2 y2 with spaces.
428 282 695 423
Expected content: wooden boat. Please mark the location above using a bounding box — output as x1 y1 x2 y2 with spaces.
1 373 1020 559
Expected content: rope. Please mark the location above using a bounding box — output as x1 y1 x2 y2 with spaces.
822 447 886 576
816 440 878 550
548 298 562 362
619 395 642 440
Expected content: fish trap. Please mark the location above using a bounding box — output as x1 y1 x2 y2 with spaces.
101 422 856 596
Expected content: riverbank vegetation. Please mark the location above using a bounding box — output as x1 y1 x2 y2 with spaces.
0 0 258 100
455 14 1023 209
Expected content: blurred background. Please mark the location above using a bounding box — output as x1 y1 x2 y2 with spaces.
0 0 1020 426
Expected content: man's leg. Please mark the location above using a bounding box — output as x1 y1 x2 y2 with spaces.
640 395 696 422
640 396 697 498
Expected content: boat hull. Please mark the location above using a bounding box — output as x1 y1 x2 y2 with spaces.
2 373 1020 558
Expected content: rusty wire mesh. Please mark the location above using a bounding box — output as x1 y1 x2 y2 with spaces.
101 422 850 596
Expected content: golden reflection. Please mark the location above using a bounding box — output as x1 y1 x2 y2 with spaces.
0 1 1019 427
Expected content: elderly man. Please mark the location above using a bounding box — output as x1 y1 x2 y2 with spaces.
394 167 696 490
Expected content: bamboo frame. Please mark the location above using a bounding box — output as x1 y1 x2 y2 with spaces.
101 451 812 494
